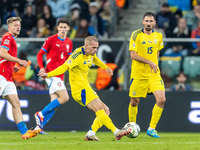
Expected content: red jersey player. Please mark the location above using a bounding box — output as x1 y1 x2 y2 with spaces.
0 17 41 139
34 18 73 134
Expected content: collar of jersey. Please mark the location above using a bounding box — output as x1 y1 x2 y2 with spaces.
12 35 16 41
57 36 65 41
8 32 16 41
81 47 85 55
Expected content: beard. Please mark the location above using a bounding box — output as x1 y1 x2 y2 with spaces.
145 26 152 31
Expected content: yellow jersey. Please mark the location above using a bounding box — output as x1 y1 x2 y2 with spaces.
129 28 164 79
65 46 108 91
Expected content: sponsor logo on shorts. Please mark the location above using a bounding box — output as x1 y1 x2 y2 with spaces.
58 82 61 87
133 91 136 96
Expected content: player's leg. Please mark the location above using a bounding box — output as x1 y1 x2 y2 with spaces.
129 97 140 123
5 94 40 139
147 78 166 138
35 89 69 128
87 98 130 140
35 77 69 129
85 101 110 140
129 78 147 123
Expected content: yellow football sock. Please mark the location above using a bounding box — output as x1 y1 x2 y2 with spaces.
149 104 163 129
91 117 103 133
96 109 117 133
128 103 138 123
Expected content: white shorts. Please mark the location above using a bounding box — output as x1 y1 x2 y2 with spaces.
45 77 66 95
0 75 17 97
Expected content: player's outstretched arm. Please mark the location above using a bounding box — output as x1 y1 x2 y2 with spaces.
46 63 68 78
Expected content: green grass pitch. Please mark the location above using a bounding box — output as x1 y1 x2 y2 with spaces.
0 131 200 150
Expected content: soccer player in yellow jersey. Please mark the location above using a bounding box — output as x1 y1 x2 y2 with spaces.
38 36 130 141
128 12 166 138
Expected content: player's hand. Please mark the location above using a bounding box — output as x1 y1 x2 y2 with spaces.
13 66 19 73
38 72 48 80
149 61 159 74
39 68 45 74
18 59 28 67
106 68 113 77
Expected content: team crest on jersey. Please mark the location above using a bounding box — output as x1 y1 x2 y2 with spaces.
66 44 69 50
4 39 10 45
133 91 136 96
58 82 61 87
154 39 157 44
67 59 72 64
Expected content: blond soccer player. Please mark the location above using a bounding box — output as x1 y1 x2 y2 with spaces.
128 12 166 138
38 36 130 141
0 17 41 139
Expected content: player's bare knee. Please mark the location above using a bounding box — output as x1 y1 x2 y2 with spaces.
12 100 21 109
157 97 166 107
104 108 110 116
130 98 139 106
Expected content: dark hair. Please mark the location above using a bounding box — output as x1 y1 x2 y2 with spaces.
57 18 69 26
44 5 52 16
143 12 155 19
162 3 169 7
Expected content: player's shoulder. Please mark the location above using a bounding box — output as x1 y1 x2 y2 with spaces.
2 32 12 39
65 37 72 42
131 28 143 41
153 29 163 36
46 34 57 41
70 47 84 59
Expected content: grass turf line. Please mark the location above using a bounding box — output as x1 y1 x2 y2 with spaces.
0 131 200 150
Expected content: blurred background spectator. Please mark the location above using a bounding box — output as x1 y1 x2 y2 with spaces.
89 2 105 38
47 0 70 19
155 3 177 37
19 4 37 37
163 18 191 57
171 72 193 91
30 18 50 38
70 16 95 39
183 5 200 31
64 3 81 36
35 0 46 19
41 5 56 34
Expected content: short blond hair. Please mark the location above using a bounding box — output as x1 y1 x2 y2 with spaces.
7 17 22 25
85 36 98 44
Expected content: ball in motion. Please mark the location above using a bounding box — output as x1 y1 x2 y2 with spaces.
123 122 140 138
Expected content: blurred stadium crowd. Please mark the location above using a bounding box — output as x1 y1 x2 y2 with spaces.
0 0 117 39
2 0 200 90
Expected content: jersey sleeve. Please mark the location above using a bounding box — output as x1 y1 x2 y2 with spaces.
93 54 108 70
158 34 164 50
64 52 81 69
129 31 138 52
41 38 51 52
0 36 12 51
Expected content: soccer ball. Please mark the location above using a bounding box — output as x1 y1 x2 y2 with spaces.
123 122 140 138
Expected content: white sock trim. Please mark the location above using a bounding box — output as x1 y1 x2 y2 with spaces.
87 130 95 136
114 129 120 136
